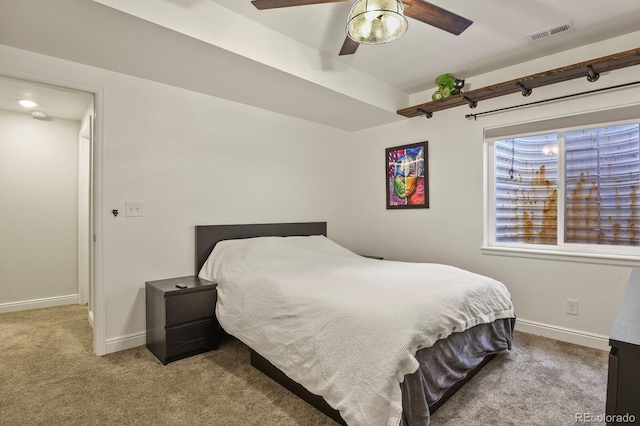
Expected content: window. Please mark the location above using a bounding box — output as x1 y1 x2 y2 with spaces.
565 125 640 245
486 121 640 259
494 133 558 245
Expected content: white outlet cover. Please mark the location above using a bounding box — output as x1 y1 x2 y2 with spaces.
126 201 143 217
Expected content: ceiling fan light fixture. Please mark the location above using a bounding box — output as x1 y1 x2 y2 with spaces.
346 0 408 45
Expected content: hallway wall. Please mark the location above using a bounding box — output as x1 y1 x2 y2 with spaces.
0 109 81 311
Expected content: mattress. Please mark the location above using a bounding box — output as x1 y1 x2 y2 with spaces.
198 235 515 426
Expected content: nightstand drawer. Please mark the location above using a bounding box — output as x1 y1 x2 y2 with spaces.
166 289 216 326
166 318 218 358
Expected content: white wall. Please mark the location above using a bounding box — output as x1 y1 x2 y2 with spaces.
102 77 354 351
349 33 640 349
0 44 353 354
0 110 80 310
2 27 638 353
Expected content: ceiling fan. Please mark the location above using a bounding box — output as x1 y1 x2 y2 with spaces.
251 0 473 56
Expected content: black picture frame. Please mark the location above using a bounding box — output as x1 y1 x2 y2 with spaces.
385 141 429 209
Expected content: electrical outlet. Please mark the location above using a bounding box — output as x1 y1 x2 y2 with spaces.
126 201 143 217
567 299 578 316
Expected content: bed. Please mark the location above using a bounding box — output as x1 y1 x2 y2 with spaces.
195 222 515 426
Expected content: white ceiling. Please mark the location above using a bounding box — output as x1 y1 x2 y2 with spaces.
136 0 640 95
0 76 93 121
1 0 639 131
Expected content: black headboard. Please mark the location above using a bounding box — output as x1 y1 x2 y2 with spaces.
195 222 327 274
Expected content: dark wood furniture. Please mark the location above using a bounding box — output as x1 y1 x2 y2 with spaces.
195 222 327 274
250 349 348 425
194 222 502 424
146 275 220 365
606 269 640 424
249 342 496 426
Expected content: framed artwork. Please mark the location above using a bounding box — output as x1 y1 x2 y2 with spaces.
386 141 428 209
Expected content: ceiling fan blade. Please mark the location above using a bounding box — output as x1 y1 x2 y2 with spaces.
403 0 472 35
339 36 360 56
252 0 347 9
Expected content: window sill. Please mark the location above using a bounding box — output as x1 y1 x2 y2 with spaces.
481 245 640 267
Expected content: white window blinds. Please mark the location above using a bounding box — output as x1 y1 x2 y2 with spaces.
493 124 640 247
565 124 640 246
495 134 558 245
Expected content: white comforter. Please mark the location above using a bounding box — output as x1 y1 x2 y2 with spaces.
199 236 514 426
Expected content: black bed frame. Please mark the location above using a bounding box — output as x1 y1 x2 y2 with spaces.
195 222 495 425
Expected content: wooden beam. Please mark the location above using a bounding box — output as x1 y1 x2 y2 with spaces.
398 47 640 118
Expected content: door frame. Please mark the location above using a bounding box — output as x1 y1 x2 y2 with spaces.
0 67 106 355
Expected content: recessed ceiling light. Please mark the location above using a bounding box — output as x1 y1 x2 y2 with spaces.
18 99 39 108
32 111 47 119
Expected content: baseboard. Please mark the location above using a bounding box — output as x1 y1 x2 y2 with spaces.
515 318 610 351
100 320 609 355
104 332 146 354
0 294 79 313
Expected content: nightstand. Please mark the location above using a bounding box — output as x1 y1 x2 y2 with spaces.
145 276 221 365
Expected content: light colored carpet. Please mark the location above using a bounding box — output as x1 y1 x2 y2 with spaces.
0 305 608 425
429 331 608 426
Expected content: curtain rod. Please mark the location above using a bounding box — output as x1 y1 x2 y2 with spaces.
465 80 640 120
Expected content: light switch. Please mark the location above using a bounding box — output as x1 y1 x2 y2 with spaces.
126 201 143 217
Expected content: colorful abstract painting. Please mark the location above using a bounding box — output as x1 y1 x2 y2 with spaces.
386 141 428 209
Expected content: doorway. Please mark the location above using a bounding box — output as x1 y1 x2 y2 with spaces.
0 75 95 326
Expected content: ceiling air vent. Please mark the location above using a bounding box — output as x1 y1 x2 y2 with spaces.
526 22 574 42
